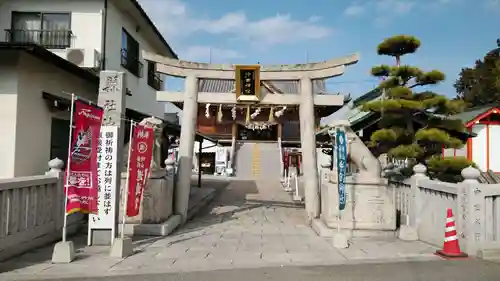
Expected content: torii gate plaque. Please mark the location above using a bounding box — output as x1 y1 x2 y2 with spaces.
235 65 261 102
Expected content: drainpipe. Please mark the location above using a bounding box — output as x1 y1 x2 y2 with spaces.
101 0 108 69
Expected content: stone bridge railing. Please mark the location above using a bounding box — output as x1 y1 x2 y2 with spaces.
0 159 83 261
391 164 500 257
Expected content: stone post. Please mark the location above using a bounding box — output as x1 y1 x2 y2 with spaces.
227 123 236 176
175 75 199 224
277 124 283 179
47 158 65 230
399 164 426 241
458 166 483 255
299 77 320 223
92 71 127 246
227 137 236 176
46 158 64 176
165 158 175 178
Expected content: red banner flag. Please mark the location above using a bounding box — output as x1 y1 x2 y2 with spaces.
126 125 154 217
65 100 104 214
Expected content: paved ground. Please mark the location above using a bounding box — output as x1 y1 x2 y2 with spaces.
0 178 441 280
11 260 500 281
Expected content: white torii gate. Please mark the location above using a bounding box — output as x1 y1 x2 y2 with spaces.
143 51 359 225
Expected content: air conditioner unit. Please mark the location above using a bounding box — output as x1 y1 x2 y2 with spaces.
65 48 101 68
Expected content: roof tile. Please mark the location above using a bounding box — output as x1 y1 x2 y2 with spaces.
198 78 327 95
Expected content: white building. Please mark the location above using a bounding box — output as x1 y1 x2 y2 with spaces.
0 0 177 117
0 0 178 178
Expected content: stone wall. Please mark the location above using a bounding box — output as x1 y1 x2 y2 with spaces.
391 165 500 256
0 158 83 261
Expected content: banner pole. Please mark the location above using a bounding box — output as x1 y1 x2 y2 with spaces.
120 121 134 240
62 94 76 243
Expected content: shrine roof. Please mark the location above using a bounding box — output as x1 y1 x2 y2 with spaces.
352 88 383 107
450 104 500 127
198 78 328 94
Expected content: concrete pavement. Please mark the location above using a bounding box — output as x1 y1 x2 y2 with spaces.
0 179 442 280
10 260 500 281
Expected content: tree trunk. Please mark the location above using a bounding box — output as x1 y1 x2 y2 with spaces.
406 114 414 134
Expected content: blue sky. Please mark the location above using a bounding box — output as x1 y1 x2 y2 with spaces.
139 0 500 101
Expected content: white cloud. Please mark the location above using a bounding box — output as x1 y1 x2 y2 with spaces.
485 0 500 9
375 0 416 15
343 0 416 26
193 11 331 45
343 4 366 16
183 46 243 62
344 0 462 26
137 0 333 57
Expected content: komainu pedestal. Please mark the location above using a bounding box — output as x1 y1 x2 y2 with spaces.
318 170 396 238
118 170 180 236
314 122 396 239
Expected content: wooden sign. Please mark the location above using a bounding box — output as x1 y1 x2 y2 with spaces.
235 65 261 102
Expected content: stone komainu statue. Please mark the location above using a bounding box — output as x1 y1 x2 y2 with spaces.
138 117 175 171
160 125 172 169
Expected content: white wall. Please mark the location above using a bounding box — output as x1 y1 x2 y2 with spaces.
0 0 104 59
105 1 165 118
9 52 97 177
0 52 19 178
472 124 487 171
489 125 500 172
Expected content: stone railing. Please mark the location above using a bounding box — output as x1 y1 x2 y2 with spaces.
0 158 83 261
392 164 500 256
388 178 411 226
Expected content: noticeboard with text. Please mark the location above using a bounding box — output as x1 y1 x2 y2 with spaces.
89 126 118 232
235 65 261 102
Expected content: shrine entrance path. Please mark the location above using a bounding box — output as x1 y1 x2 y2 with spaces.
107 178 438 273
0 178 439 280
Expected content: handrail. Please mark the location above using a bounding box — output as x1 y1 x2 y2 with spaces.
0 175 58 191
5 29 73 49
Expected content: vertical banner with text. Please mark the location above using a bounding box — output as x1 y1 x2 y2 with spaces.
336 129 347 211
65 100 104 214
126 125 154 217
89 126 119 228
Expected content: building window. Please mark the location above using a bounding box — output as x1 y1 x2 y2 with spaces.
50 118 70 168
7 12 72 49
121 28 143 77
147 61 162 90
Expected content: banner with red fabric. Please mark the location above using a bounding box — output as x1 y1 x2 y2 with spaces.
65 100 104 214
126 124 154 217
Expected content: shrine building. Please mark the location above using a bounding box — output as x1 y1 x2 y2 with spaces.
444 105 500 173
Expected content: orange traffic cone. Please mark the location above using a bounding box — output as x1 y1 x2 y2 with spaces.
435 208 468 259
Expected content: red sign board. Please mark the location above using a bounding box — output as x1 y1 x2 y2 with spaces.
65 100 103 214
126 125 154 217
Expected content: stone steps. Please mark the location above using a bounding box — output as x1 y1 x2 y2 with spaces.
251 143 261 176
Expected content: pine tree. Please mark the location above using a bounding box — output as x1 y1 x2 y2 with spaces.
362 35 473 180
454 39 500 107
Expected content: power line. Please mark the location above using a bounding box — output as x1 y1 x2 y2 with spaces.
324 79 380 84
